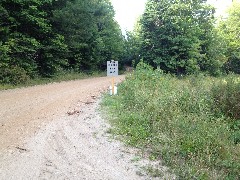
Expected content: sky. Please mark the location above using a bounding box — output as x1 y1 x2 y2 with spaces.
110 0 234 33
208 0 233 16
111 0 147 32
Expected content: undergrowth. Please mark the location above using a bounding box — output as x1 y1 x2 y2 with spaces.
0 70 106 90
102 62 240 179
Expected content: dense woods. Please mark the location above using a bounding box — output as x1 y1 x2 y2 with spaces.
1 0 239 178
103 2 240 178
125 0 240 76
103 1 240 178
0 0 239 83
0 0 124 84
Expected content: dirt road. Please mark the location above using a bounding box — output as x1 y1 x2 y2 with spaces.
0 76 174 179
0 76 124 151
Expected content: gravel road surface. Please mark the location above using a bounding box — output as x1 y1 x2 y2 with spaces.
0 76 174 179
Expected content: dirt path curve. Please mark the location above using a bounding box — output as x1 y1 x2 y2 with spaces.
0 75 174 179
0 76 124 151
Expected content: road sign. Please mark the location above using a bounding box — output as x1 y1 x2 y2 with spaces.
107 60 118 77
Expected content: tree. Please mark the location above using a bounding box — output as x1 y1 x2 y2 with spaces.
123 18 143 66
0 0 124 83
219 1 240 74
139 0 220 75
0 0 68 79
52 0 124 71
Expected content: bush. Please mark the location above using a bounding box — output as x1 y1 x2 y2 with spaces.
224 56 240 74
212 76 240 120
211 76 240 144
102 62 240 178
0 66 30 85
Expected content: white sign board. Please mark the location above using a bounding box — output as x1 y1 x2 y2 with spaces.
107 61 118 77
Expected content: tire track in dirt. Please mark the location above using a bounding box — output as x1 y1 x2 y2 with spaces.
0 99 175 179
0 76 124 151
0 75 175 179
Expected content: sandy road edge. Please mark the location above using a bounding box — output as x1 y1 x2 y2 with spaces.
0 95 175 180
0 76 124 151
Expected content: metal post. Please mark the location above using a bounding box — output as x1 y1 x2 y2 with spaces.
112 77 115 95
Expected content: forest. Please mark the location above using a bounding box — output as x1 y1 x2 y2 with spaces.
1 0 240 178
0 0 239 84
126 0 240 76
0 0 125 84
103 0 240 178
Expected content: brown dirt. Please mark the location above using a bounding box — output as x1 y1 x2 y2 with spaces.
0 76 124 151
0 75 175 179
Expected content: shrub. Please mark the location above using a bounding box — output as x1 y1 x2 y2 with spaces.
212 76 240 120
102 62 240 178
211 76 240 144
0 66 30 85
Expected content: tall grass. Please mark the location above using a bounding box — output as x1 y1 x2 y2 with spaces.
102 62 240 179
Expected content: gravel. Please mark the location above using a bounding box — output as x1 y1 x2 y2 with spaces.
0 76 175 179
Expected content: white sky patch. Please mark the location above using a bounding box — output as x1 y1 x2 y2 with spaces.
207 0 233 17
111 0 234 33
111 0 147 32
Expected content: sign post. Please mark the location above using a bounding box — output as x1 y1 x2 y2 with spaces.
107 60 118 95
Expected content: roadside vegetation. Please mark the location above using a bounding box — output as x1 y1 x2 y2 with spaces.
101 1 240 177
1 0 240 177
0 71 106 90
102 62 240 178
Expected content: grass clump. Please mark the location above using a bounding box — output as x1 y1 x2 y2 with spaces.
102 62 240 179
0 66 30 85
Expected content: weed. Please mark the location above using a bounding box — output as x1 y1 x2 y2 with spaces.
102 62 240 179
144 165 164 178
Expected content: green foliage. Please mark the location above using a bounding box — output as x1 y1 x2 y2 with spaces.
3 33 40 76
127 0 226 75
0 66 30 85
212 76 240 120
211 76 240 144
0 0 68 78
202 28 227 76
123 20 143 66
0 0 124 83
0 70 105 90
219 1 240 74
102 62 240 178
52 0 124 71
